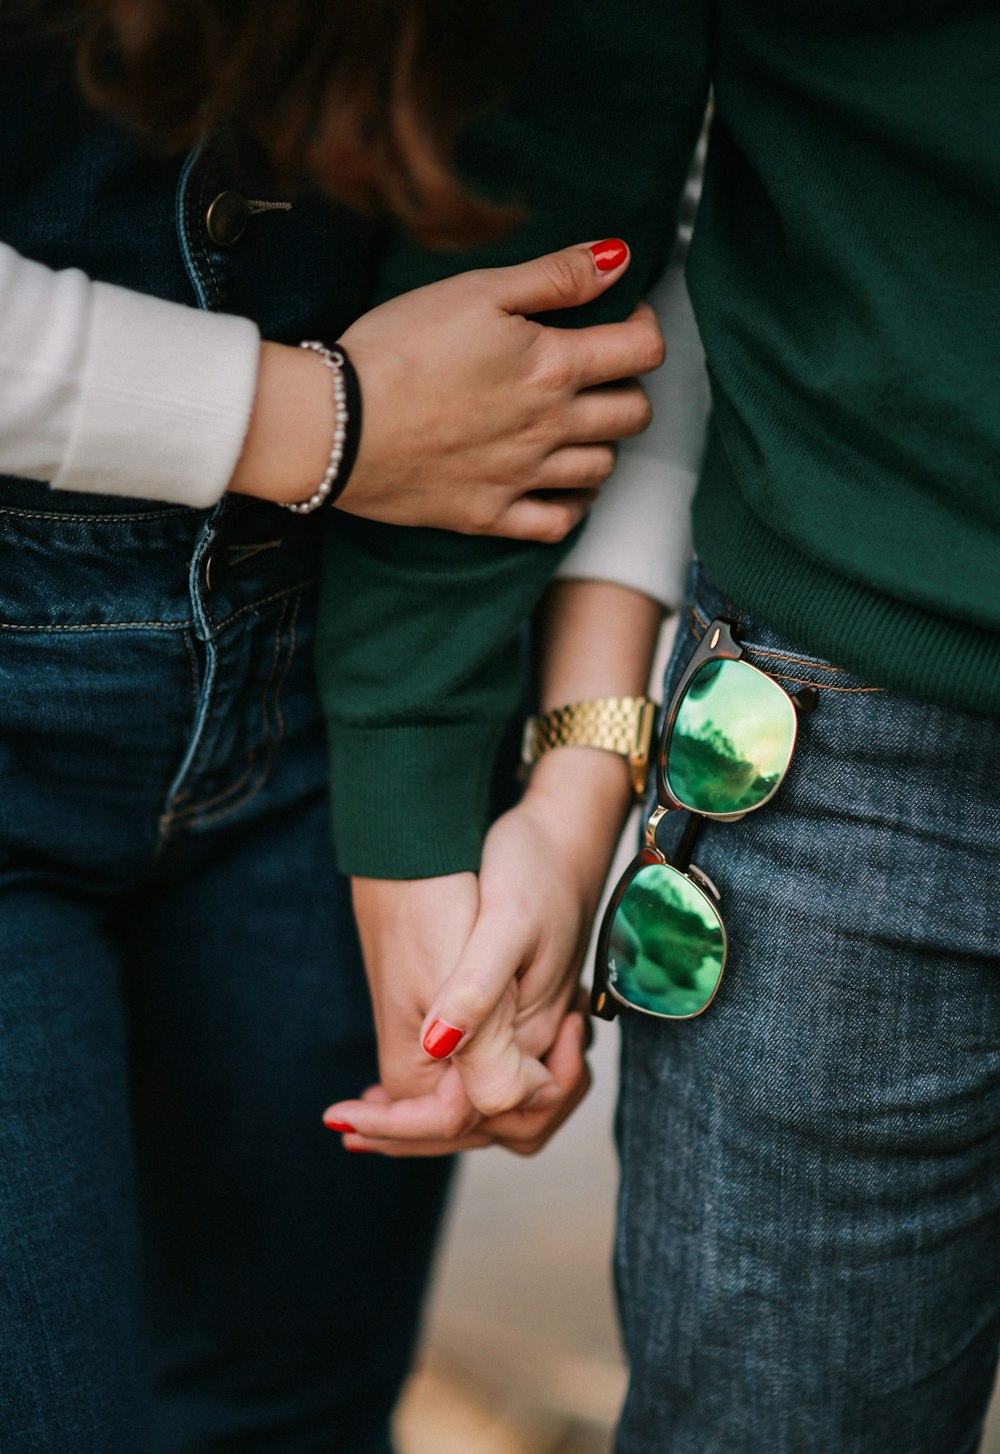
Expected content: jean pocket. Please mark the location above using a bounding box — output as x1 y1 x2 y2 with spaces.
685 594 882 699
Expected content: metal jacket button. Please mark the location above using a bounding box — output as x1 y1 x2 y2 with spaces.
203 551 227 594
205 191 293 247
205 190 250 247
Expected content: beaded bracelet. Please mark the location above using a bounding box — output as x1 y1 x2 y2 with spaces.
282 340 359 514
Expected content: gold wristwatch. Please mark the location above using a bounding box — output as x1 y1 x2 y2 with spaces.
520 695 658 800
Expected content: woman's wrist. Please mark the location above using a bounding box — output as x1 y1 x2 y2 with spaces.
227 341 335 505
522 746 635 884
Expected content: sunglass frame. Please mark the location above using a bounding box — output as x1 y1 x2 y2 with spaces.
592 616 804 1023
592 840 728 1021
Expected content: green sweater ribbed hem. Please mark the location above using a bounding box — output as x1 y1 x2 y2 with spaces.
326 720 506 879
692 444 1000 718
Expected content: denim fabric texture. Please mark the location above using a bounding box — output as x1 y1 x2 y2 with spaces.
614 562 1000 1454
0 35 447 1454
0 485 452 1453
0 38 377 338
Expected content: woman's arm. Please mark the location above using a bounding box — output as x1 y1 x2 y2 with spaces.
0 241 258 506
1 235 656 532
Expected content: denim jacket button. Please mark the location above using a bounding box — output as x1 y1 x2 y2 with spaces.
204 551 227 594
205 190 249 247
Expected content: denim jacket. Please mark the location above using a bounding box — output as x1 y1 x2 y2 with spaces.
0 32 376 370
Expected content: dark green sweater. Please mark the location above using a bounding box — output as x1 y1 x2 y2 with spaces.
318 0 1000 879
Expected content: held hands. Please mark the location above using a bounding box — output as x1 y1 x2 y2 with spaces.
231 241 664 542
327 871 588 1158
324 748 635 1156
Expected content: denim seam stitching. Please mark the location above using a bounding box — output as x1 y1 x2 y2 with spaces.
181 630 201 732
211 578 319 632
689 603 880 691
165 601 283 821
194 145 224 308
170 591 298 826
0 505 189 524
747 669 885 695
181 145 219 312
0 620 189 633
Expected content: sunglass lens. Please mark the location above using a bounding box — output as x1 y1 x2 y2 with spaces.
606 863 725 1018
666 658 795 815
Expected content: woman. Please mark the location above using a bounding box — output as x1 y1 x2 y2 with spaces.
0 2 668 1449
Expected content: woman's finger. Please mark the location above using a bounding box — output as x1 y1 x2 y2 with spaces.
340 1132 493 1158
322 1065 482 1143
558 380 653 446
418 909 534 1061
493 489 598 543
492 239 630 317
533 444 617 494
558 302 666 389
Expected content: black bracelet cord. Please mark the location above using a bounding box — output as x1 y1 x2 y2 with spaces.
329 342 363 505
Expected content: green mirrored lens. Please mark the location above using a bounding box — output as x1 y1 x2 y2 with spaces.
666 658 795 815
606 863 725 1018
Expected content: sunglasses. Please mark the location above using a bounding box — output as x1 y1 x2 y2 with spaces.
592 618 818 1023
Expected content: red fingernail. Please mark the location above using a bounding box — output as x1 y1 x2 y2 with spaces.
422 1020 464 1059
590 238 628 273
345 1144 372 1153
324 1119 356 1134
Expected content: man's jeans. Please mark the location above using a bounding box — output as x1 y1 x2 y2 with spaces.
615 562 1000 1454
0 483 451 1453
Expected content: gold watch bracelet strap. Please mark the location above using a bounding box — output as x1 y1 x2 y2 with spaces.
521 695 658 800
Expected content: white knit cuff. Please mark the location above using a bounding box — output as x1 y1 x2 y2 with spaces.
52 282 260 509
556 457 697 612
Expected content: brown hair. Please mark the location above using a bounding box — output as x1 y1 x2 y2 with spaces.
43 1 525 246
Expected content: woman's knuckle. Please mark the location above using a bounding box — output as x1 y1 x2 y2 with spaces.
634 392 654 431
530 339 573 394
442 1106 473 1139
643 327 667 370
465 498 503 535
539 509 574 544
454 985 495 1027
588 446 616 485
544 253 584 304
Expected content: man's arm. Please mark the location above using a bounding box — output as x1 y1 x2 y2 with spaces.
317 0 711 879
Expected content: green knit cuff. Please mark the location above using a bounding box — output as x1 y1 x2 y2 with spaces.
326 720 506 880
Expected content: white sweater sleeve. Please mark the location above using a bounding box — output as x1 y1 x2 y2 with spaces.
0 240 260 508
555 139 710 613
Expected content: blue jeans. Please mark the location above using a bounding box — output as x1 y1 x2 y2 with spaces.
614 562 1000 1454
0 483 451 1453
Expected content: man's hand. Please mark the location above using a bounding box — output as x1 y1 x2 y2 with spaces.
323 747 633 1154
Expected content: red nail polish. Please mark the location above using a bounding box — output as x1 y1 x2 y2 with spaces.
589 238 628 273
324 1120 356 1134
345 1144 372 1153
422 1020 464 1059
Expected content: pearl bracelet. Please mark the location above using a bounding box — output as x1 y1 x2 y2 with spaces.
282 340 350 514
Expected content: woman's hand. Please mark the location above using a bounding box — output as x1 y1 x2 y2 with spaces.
229 240 664 542
325 870 592 1157
332 1005 593 1159
323 747 634 1154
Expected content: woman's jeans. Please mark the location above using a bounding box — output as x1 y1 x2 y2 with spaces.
615 562 1000 1454
0 484 451 1454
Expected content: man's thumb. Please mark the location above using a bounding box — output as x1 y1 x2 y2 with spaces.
495 238 630 317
